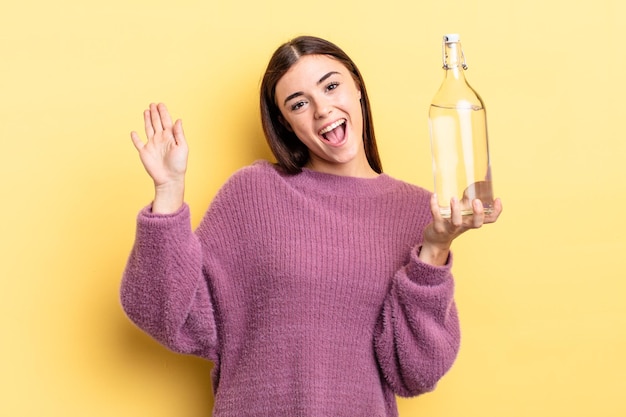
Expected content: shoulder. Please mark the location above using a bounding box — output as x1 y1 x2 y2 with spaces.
223 160 282 187
209 160 284 208
198 161 280 233
377 175 433 226
382 174 432 201
375 175 434 231
218 160 282 196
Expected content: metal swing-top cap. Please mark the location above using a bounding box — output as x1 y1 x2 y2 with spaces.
443 33 460 43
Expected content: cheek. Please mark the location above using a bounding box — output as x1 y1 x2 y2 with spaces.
283 116 312 140
347 91 363 111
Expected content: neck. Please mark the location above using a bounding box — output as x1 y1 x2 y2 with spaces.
305 157 378 178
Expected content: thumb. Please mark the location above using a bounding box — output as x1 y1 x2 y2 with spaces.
172 119 186 145
130 131 144 151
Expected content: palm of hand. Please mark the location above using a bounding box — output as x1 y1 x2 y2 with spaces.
131 103 188 187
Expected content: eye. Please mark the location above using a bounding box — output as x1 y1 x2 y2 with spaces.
326 81 340 92
290 100 307 111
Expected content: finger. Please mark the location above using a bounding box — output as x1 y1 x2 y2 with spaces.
172 119 186 145
130 131 144 151
471 199 485 228
149 103 163 132
494 198 503 215
430 193 441 218
450 197 462 227
429 193 448 232
143 109 154 139
157 103 174 130
485 198 503 223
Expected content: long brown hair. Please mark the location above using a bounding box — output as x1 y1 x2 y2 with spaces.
260 36 382 174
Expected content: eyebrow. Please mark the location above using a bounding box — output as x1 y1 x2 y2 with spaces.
282 71 341 106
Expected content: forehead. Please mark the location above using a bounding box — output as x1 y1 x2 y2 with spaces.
275 54 350 93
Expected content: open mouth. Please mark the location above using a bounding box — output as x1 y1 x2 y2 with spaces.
318 119 347 144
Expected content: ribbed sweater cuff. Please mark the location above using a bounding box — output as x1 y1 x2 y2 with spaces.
138 202 190 221
407 245 453 286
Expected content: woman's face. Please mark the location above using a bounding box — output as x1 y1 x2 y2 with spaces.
274 54 374 177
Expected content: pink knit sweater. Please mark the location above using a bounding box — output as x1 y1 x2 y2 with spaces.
120 160 460 417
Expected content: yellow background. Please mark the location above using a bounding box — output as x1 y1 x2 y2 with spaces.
1 0 624 416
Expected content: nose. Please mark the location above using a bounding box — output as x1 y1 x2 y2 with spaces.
313 97 332 119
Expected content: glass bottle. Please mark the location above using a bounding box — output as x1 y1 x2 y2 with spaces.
428 33 494 218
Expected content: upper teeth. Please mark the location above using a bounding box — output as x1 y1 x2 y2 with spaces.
319 119 346 135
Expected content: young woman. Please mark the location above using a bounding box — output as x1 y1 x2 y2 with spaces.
121 35 502 417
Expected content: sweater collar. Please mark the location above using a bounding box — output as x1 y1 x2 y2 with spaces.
287 165 398 198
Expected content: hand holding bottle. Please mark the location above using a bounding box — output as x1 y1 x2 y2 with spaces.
130 103 188 214
419 194 503 266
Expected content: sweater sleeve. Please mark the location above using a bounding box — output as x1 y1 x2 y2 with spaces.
120 203 218 361
373 245 460 397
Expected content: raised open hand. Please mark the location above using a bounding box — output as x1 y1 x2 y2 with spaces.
130 103 188 213
419 194 503 266
131 103 188 186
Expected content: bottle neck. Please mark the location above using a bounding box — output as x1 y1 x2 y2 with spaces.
432 36 482 108
443 41 467 78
